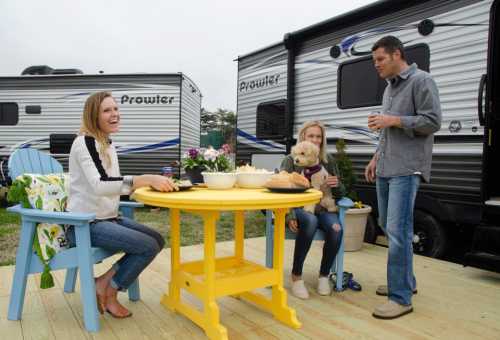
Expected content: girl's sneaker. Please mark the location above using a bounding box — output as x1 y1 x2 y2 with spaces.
317 276 332 295
291 279 309 299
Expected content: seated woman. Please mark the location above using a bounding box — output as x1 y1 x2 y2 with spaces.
281 120 344 299
66 91 176 318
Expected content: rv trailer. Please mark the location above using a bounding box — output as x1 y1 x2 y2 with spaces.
0 70 202 188
235 0 500 267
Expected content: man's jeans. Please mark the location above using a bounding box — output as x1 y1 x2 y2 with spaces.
66 216 164 290
376 175 420 306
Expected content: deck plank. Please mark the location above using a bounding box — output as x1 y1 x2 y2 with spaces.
0 237 499 339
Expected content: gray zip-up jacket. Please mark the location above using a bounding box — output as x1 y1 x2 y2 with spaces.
376 63 442 183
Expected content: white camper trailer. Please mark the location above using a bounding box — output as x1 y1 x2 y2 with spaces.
235 0 500 267
0 71 202 185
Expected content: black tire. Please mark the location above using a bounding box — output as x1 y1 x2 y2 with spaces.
413 210 447 258
364 214 378 244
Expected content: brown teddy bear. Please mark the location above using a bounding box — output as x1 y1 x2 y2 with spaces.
291 141 337 214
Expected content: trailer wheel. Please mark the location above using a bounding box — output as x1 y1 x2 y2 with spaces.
364 214 378 244
413 210 447 258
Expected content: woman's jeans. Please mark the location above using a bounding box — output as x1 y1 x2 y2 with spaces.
376 175 420 306
66 216 165 291
292 208 343 277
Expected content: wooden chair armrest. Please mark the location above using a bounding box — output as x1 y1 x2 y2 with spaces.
7 204 95 226
119 201 144 208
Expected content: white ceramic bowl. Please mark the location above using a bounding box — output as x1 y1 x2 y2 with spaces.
236 171 274 189
202 172 237 189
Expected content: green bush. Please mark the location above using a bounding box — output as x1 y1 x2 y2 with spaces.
335 139 359 201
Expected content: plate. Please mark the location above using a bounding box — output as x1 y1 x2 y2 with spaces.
150 185 192 192
266 187 309 193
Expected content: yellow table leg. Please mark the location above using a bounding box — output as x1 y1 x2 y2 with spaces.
162 208 180 311
201 211 228 340
234 211 245 262
271 208 301 328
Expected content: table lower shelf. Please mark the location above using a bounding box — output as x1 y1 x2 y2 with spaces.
173 256 279 298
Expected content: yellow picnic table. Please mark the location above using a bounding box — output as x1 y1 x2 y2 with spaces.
133 186 322 340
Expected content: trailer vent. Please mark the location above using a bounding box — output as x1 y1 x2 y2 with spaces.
50 134 77 154
256 100 287 143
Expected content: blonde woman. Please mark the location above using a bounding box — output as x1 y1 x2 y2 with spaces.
66 92 176 318
281 121 344 299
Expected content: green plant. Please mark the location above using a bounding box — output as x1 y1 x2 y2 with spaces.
334 139 359 202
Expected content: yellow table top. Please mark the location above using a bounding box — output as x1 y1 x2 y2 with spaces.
132 186 322 210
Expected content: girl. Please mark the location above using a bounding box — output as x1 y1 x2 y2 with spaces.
281 120 344 299
67 91 176 318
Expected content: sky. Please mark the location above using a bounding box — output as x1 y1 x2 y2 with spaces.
0 0 376 112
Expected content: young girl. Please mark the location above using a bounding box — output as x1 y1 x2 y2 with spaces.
281 120 344 299
67 91 176 318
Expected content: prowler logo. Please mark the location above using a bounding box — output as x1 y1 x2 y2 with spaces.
239 74 280 92
121 95 175 104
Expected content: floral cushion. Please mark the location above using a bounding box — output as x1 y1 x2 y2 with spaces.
23 173 70 260
8 173 70 288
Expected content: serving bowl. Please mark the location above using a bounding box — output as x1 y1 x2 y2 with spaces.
236 171 273 189
201 172 237 190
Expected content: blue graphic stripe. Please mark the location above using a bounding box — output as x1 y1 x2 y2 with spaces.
237 129 285 150
116 138 180 154
20 138 49 148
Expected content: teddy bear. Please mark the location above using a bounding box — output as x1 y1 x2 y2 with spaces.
291 141 337 214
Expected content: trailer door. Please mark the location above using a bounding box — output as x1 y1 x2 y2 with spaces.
481 0 500 209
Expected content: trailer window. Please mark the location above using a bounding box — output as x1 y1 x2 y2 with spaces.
0 103 19 125
256 100 287 142
337 43 430 109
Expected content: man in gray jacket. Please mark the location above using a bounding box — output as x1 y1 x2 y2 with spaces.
365 36 441 319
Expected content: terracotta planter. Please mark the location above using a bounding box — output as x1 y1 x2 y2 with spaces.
343 205 372 251
184 166 204 184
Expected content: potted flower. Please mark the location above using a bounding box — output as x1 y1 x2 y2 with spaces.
335 139 372 251
201 144 236 189
182 144 236 188
182 148 206 184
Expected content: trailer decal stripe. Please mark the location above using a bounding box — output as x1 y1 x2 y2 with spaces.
237 129 285 150
115 138 180 154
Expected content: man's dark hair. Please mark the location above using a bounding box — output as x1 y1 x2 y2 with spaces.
372 35 406 60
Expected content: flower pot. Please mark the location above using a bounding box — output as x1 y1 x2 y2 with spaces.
185 166 204 184
343 205 372 251
201 172 237 189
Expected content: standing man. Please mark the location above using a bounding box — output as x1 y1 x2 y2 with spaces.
365 36 441 319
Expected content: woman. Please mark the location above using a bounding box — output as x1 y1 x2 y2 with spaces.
281 120 344 299
66 91 176 318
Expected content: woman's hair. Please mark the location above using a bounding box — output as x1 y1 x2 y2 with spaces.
79 91 114 166
297 120 328 163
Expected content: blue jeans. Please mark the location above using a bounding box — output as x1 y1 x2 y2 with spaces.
291 208 343 277
376 175 420 306
66 216 165 290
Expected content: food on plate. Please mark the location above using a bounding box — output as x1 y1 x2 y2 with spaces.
236 164 271 173
173 178 192 186
265 171 310 189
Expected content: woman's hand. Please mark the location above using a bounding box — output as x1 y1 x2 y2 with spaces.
133 175 177 192
288 219 299 233
326 175 339 187
149 175 177 192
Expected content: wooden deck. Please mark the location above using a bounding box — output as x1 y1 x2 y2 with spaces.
1 237 499 339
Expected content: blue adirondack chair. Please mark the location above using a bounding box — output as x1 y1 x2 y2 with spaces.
265 197 354 292
7 148 143 332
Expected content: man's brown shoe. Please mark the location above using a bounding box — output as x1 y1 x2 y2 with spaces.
372 300 413 319
376 285 417 296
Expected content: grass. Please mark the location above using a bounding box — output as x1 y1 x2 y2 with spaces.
0 206 267 266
